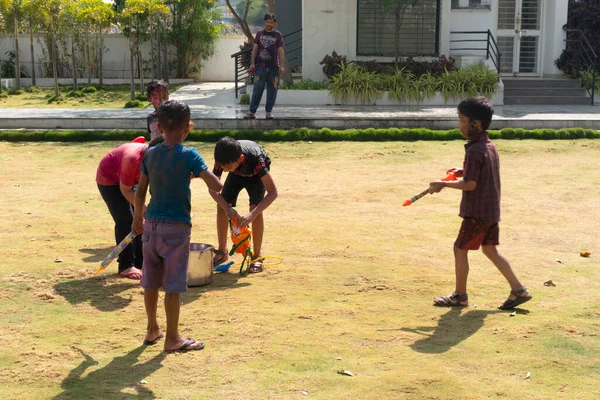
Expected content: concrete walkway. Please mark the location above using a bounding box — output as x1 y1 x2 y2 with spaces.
1 82 598 130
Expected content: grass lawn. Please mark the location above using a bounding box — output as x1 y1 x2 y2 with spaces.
0 139 599 399
0 84 185 109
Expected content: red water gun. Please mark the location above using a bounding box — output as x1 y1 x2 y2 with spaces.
402 170 460 207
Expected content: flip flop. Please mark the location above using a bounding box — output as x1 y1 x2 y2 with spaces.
143 332 164 346
118 268 142 280
165 338 205 353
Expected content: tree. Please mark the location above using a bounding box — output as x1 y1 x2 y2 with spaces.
61 0 84 91
169 0 222 78
381 0 418 68
0 0 26 90
79 0 115 86
22 0 46 86
38 0 66 97
225 0 253 44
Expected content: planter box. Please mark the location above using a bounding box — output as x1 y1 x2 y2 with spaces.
249 79 504 106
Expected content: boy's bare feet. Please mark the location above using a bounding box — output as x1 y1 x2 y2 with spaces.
164 337 205 352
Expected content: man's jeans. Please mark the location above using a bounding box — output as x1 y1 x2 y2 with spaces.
250 65 279 113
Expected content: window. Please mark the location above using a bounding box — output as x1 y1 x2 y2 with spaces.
357 0 440 57
451 0 492 10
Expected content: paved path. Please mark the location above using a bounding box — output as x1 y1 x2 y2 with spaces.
1 82 598 130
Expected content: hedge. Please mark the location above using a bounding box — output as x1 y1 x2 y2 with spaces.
0 128 598 142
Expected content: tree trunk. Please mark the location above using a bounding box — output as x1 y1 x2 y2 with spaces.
30 24 36 86
129 17 135 100
71 33 78 91
163 28 169 82
14 16 21 90
157 24 161 79
53 39 59 97
267 0 275 13
99 33 104 85
138 45 144 94
86 28 91 86
150 20 155 80
225 0 254 44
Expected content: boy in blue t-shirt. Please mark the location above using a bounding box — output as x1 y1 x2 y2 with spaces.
132 100 223 352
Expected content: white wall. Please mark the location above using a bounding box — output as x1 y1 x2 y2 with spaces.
302 0 358 82
196 36 246 82
0 34 245 83
542 0 567 76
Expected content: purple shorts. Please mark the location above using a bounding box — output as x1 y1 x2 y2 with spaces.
454 218 500 250
141 220 191 293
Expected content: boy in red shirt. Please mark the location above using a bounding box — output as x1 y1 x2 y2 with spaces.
428 97 532 310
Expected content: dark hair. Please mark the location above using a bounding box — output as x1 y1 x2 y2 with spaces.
214 136 242 165
157 100 190 134
457 97 494 131
264 13 276 21
147 134 165 148
146 80 169 99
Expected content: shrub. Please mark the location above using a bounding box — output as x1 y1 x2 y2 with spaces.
135 93 148 102
329 63 381 104
8 88 24 95
24 86 41 93
66 90 85 98
47 95 62 104
281 79 329 90
0 93 7 99
320 51 347 79
82 86 97 93
124 100 142 108
239 93 250 105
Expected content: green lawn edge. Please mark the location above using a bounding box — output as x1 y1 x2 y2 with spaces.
0 127 598 142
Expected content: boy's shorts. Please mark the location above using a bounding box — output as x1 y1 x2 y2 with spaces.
454 218 499 250
141 219 191 293
222 173 265 207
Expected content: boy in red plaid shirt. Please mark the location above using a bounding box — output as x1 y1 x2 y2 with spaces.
428 97 532 310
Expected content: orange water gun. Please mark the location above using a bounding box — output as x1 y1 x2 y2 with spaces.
229 218 254 274
403 170 460 207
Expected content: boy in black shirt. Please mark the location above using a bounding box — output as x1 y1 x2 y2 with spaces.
210 137 278 273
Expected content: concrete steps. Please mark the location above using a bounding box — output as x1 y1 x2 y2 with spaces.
503 78 591 105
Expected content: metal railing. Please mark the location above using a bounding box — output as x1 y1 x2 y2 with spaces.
564 29 598 105
231 28 303 98
450 29 501 75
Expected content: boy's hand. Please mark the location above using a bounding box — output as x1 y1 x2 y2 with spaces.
132 216 144 236
227 207 241 221
237 213 255 228
429 181 445 194
447 167 463 178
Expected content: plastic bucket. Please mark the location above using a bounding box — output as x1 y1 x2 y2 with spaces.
187 243 214 287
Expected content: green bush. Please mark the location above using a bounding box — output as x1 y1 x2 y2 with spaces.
124 100 142 108
47 95 63 104
281 79 330 90
66 90 85 98
24 86 41 93
329 63 381 104
8 88 24 95
135 93 148 102
0 92 8 99
239 93 250 105
82 86 97 93
1 128 598 142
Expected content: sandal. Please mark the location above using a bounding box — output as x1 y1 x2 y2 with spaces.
433 292 468 307
498 286 532 310
243 112 256 120
213 250 229 266
248 259 264 273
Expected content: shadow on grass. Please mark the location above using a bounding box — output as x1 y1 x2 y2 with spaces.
54 271 251 310
401 308 511 354
79 246 115 263
54 346 166 400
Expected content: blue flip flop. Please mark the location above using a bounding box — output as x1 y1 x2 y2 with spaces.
215 261 234 273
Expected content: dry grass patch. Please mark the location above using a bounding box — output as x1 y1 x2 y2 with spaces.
0 140 599 399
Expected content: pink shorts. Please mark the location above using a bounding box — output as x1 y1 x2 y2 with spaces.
141 220 191 293
454 218 499 250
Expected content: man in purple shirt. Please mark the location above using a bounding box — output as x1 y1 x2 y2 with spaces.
244 13 286 120
428 97 532 310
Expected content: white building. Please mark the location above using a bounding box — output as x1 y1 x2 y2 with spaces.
301 0 567 81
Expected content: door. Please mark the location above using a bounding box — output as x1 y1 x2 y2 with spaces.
497 0 543 76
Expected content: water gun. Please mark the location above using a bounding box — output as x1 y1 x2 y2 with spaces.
95 232 136 274
402 170 460 207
